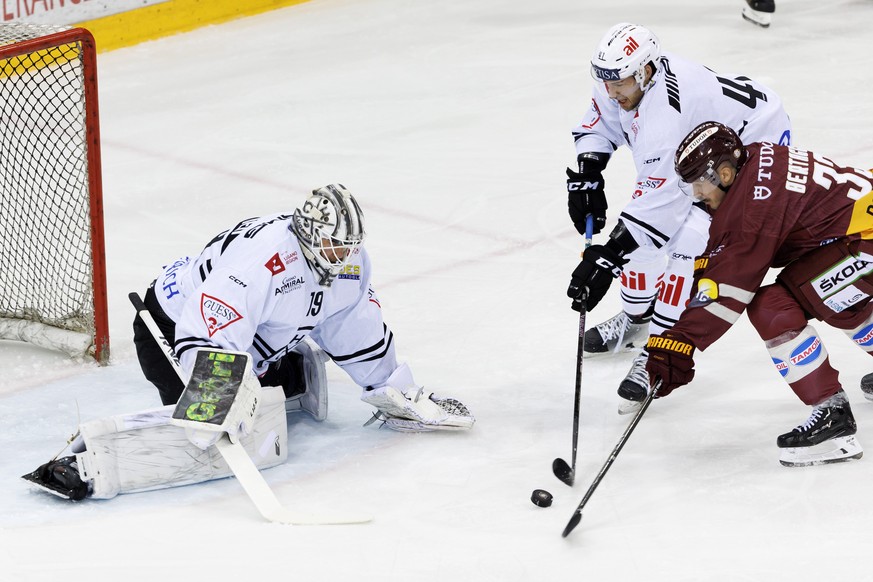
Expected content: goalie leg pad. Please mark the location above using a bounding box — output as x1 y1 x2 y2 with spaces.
283 338 329 421
71 385 287 499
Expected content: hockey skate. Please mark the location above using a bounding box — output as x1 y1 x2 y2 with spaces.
617 350 650 415
21 456 90 500
742 0 775 28
777 394 863 467
861 372 873 402
584 310 650 356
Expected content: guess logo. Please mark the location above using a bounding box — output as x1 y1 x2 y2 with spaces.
200 294 243 337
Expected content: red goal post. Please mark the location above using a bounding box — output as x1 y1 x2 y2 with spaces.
0 25 108 364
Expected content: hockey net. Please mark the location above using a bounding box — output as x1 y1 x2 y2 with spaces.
0 24 108 363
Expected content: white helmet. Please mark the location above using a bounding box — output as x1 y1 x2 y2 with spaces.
291 184 365 287
590 23 660 91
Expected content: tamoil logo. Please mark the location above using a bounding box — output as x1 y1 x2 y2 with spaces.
789 337 822 366
853 324 873 348
772 358 789 377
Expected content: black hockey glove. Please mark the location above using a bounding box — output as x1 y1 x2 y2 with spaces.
567 242 627 312
645 332 697 397
567 152 610 235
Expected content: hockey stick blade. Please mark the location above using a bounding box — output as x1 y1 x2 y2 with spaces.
562 511 582 538
552 458 574 486
561 381 660 538
215 436 372 525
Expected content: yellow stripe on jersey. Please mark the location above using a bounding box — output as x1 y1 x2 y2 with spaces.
848 190 873 239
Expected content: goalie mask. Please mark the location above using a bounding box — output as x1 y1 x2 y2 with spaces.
590 22 660 92
291 184 365 287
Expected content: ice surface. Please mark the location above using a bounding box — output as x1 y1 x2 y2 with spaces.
3 0 873 579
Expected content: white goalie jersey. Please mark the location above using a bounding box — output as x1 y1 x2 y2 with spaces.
153 212 397 388
572 50 792 250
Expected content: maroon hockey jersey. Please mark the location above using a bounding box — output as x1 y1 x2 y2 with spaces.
672 142 873 350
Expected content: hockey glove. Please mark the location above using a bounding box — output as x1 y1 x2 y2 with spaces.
567 152 609 235
644 332 696 397
567 242 627 312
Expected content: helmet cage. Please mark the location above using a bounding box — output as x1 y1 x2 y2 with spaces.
292 184 365 287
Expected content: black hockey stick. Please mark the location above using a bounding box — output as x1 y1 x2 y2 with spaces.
552 214 594 487
561 379 661 538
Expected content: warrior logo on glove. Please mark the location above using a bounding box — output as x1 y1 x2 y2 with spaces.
644 332 697 397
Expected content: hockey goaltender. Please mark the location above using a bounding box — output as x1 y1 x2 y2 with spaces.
23 184 474 504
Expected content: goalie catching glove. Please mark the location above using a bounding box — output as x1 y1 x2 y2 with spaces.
644 332 697 397
361 363 475 432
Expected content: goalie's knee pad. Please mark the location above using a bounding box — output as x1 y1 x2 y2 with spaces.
283 338 329 421
70 385 288 499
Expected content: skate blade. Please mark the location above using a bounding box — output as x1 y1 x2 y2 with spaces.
584 344 643 358
21 472 79 500
779 435 863 467
617 399 643 416
742 7 772 27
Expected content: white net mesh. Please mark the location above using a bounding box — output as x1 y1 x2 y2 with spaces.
0 24 105 360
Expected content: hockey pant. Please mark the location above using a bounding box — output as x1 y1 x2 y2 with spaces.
71 385 288 499
748 239 873 406
619 204 711 335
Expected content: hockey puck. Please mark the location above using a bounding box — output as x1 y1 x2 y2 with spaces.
531 489 553 508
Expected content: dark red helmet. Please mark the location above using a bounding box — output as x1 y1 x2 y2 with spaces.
674 121 747 186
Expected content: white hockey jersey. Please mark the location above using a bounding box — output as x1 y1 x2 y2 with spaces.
572 51 792 250
153 212 398 388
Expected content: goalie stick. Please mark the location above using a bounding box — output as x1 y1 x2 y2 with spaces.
562 380 661 538
553 214 594 487
129 292 372 526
